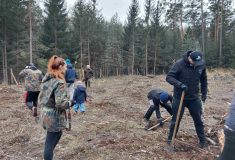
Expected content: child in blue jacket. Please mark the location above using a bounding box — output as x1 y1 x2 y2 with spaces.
73 81 87 113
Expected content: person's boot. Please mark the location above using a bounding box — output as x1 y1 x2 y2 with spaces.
157 118 164 127
142 118 151 130
32 107 37 117
199 141 208 149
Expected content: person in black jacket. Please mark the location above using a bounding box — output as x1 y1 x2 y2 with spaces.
143 89 173 130
219 95 235 160
166 50 208 148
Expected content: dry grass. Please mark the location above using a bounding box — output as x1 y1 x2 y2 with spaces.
0 70 234 159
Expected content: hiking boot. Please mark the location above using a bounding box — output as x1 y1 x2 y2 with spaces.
157 118 164 127
199 141 208 149
32 107 37 117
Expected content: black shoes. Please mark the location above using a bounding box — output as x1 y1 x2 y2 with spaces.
199 141 208 149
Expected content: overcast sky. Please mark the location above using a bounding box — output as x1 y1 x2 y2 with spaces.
65 0 146 24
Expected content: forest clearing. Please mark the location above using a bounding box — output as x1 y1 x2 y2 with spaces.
0 69 234 160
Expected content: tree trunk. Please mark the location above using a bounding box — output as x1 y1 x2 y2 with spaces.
145 37 148 75
132 26 135 75
2 43 5 83
154 46 157 75
87 19 90 66
54 14 57 54
179 0 184 41
4 40 8 84
4 26 8 84
201 0 205 55
219 0 223 66
80 21 83 69
29 0 33 63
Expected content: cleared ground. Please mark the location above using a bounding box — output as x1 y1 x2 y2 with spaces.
0 69 234 160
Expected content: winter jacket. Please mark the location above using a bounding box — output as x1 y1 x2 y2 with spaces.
166 51 208 100
19 68 43 91
38 73 70 132
65 64 77 83
73 85 87 104
147 89 173 105
225 95 235 131
84 68 93 80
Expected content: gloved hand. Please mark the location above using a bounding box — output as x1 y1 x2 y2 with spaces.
201 95 207 103
180 84 188 91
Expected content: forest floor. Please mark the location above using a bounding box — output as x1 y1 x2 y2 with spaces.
0 69 235 160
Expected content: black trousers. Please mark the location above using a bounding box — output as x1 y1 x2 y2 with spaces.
167 98 205 144
219 129 235 160
44 131 62 160
85 79 91 88
144 100 173 120
26 91 40 107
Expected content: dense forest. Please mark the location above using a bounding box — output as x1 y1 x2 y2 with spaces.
0 0 235 83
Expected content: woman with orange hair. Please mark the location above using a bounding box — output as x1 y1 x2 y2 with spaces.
38 55 72 160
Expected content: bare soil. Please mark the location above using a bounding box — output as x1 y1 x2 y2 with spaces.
0 69 234 160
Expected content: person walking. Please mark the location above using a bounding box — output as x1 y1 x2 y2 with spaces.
73 81 87 114
65 61 78 100
38 55 72 160
19 63 43 117
84 65 93 88
166 50 208 148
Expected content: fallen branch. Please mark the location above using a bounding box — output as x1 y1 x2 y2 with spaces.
217 129 225 152
147 116 172 131
206 137 216 145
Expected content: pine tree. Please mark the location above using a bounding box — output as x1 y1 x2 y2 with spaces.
123 0 140 74
41 0 68 57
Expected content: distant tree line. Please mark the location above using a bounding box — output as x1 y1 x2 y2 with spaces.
0 0 235 83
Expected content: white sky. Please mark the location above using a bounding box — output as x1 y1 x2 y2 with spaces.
65 0 146 24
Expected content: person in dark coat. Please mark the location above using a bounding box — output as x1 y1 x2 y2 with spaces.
65 63 78 84
219 94 235 160
65 62 78 101
143 89 173 130
84 65 93 88
73 81 87 113
166 50 208 148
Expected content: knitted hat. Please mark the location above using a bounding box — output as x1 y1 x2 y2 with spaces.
160 92 168 103
65 58 71 65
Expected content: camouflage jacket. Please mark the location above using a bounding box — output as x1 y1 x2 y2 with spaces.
38 73 70 132
19 68 43 91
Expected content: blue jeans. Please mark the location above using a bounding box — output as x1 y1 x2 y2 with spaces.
73 103 85 112
44 131 62 160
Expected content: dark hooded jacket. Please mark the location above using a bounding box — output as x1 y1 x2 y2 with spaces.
166 51 207 100
148 89 173 104
73 85 87 104
84 68 93 80
65 64 77 83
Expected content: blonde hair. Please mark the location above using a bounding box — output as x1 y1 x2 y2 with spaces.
47 55 65 80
